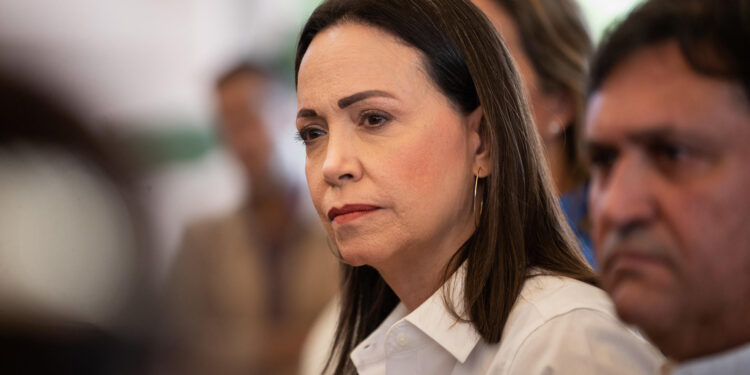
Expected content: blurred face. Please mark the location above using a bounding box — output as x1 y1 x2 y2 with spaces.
217 72 273 178
586 41 750 359
472 0 568 142
296 23 484 271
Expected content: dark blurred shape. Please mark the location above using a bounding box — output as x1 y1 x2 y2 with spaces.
0 74 154 374
0 74 120 175
0 319 143 375
162 61 338 375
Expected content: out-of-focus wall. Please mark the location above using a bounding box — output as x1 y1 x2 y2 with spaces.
0 0 314 280
0 0 645 282
0 0 309 123
578 0 646 42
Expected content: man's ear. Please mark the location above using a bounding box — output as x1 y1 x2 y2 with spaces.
467 106 492 177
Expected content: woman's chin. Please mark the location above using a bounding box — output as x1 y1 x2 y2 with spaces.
338 249 371 267
343 258 368 267
337 244 389 268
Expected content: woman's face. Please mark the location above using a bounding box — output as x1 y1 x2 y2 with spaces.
296 22 485 270
472 0 569 142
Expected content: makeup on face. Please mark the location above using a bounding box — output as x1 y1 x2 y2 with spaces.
296 22 480 269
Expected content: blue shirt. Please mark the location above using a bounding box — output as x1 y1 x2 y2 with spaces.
560 184 596 269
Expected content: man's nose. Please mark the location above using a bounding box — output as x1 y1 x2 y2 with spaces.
591 154 657 240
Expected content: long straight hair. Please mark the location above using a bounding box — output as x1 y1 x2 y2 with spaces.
294 0 597 373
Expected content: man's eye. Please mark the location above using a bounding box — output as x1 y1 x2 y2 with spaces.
589 148 618 171
586 146 617 186
647 140 710 180
654 143 688 161
648 142 692 170
296 127 326 145
359 111 391 127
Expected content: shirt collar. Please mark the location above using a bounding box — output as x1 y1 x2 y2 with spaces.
349 303 408 368
404 263 482 363
350 263 482 367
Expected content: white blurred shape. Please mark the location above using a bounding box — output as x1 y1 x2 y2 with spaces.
577 0 645 42
0 145 137 329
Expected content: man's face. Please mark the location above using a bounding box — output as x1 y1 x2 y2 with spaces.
586 41 750 360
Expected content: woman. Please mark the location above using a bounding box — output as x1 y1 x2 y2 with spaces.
294 0 663 373
472 0 596 266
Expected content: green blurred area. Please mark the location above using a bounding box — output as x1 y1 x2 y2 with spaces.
116 124 217 169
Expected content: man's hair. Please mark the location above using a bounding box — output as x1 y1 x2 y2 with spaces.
215 61 268 89
588 0 750 103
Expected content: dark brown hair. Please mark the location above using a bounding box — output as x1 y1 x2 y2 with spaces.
493 0 593 188
589 0 750 103
295 0 597 373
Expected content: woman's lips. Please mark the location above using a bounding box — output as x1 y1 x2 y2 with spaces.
327 204 380 224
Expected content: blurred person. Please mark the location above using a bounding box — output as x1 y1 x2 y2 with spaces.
163 62 338 375
0 73 154 374
585 0 750 372
298 295 339 375
295 0 663 374
472 0 596 266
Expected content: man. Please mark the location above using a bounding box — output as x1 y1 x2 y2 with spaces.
584 0 750 372
164 62 339 375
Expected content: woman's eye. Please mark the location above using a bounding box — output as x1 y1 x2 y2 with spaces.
296 127 326 145
359 111 391 127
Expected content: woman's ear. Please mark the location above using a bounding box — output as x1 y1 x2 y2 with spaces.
467 106 492 177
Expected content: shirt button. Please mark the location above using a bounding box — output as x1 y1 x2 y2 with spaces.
396 333 409 348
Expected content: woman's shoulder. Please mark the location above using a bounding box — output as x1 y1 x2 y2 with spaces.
516 273 613 320
485 273 664 374
492 274 614 351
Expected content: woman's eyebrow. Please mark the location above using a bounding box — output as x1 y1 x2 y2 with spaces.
338 90 395 109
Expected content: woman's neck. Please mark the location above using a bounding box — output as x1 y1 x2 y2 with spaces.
376 230 470 312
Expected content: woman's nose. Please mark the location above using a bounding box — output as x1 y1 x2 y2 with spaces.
321 127 363 187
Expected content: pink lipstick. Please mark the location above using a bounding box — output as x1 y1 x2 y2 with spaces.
327 204 379 224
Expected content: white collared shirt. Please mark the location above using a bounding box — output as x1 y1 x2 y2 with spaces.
350 269 664 374
668 343 750 375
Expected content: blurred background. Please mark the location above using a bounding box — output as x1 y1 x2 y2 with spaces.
0 0 644 373
0 0 643 280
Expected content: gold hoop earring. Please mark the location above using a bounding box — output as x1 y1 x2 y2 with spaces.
473 169 484 228
326 237 346 263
